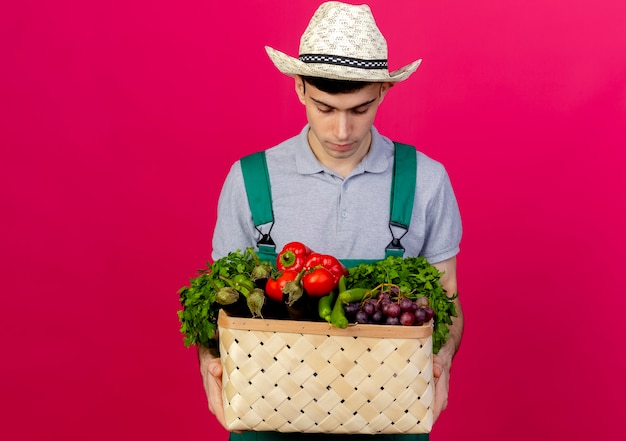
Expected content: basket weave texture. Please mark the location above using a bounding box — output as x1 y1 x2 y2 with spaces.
218 310 433 434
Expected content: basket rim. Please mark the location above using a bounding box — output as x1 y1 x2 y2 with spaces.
217 309 433 338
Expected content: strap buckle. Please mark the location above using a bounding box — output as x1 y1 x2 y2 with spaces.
255 223 275 247
385 222 408 257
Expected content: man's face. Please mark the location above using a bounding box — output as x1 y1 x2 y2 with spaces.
295 76 391 168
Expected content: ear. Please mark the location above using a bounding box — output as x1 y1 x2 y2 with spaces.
378 82 393 104
295 75 306 104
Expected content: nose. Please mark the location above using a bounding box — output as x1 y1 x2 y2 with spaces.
334 112 350 141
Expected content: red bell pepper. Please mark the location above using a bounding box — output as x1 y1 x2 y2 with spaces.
304 253 347 282
276 242 312 272
265 269 299 302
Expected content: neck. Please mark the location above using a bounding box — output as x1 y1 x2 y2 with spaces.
307 131 372 178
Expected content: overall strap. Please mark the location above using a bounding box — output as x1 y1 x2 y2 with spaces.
239 142 418 262
385 142 418 258
239 151 277 262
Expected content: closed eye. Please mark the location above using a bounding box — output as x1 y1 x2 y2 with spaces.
352 107 369 115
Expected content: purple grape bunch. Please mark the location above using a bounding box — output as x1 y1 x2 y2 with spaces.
344 287 434 326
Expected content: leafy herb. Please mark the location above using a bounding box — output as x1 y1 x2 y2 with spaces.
346 256 458 353
177 248 268 348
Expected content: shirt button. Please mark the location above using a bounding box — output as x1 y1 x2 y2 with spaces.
341 211 348 218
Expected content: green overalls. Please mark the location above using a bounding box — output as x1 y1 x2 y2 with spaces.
232 143 429 441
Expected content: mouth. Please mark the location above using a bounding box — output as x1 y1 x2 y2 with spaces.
329 142 354 151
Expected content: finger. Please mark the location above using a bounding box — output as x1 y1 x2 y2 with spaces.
432 362 442 378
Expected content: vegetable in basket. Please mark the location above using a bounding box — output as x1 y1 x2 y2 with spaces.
329 287 369 328
301 252 348 295
177 248 273 348
345 255 458 354
272 244 349 320
276 241 312 272
265 270 299 302
281 251 348 303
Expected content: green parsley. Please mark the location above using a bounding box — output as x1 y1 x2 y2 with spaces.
346 256 458 354
177 248 264 348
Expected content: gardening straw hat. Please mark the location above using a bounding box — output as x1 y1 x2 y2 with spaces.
265 1 421 82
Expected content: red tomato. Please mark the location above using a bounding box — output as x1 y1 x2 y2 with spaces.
265 270 299 302
302 267 336 296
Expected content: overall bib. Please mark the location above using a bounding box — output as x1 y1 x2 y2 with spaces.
232 143 429 441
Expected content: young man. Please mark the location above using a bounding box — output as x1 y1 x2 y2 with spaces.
199 2 463 440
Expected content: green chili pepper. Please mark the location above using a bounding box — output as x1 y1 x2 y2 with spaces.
318 290 337 323
329 295 349 329
338 288 369 304
337 275 347 293
329 286 370 328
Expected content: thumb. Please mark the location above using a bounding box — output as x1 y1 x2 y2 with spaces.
208 358 223 377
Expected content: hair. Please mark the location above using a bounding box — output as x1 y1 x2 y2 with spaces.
301 76 373 94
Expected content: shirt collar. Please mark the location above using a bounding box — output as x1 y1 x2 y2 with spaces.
295 125 393 176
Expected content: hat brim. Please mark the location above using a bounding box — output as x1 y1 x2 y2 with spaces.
265 46 421 83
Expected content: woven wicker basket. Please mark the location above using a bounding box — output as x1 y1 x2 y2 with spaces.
218 310 433 434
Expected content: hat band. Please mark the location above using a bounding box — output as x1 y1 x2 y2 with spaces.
299 54 388 70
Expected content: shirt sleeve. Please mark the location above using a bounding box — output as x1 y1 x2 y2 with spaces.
420 165 463 264
211 161 259 261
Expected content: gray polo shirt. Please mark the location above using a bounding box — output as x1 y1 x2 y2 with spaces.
212 125 462 264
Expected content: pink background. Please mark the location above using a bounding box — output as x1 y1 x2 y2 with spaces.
1 0 625 439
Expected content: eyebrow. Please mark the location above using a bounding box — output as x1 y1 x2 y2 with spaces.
310 96 378 111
